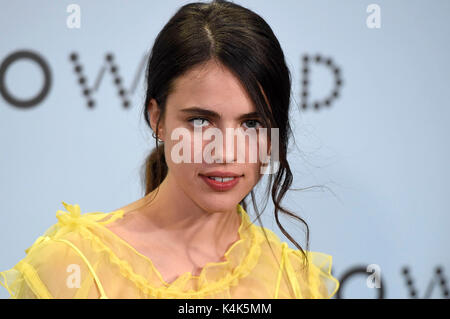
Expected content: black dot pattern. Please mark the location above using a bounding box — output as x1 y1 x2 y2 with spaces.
401 266 450 298
436 267 449 297
300 53 343 111
69 52 95 108
69 51 131 109
402 267 418 298
106 53 130 108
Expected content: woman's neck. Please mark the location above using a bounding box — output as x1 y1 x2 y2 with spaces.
136 172 242 254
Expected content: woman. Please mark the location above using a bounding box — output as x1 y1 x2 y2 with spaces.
0 0 339 299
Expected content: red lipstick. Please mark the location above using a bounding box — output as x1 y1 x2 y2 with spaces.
199 171 243 191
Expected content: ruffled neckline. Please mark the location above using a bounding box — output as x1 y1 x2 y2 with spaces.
55 202 264 297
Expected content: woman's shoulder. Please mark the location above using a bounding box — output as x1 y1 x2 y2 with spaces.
20 201 121 252
0 202 122 298
1 230 102 298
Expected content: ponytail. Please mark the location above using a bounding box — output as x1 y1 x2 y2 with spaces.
143 142 168 195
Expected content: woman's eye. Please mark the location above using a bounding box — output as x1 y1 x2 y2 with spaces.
188 117 210 127
243 119 262 129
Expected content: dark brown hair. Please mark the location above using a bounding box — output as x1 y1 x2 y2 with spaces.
141 0 310 269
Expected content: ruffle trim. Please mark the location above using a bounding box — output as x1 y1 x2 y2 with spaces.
0 268 21 298
1 201 339 299
55 202 265 298
291 249 340 298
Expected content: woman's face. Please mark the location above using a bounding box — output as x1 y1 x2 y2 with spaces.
149 60 270 212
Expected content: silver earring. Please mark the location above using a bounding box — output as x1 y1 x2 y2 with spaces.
152 131 163 142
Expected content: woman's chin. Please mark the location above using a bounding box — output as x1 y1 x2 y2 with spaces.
197 197 241 213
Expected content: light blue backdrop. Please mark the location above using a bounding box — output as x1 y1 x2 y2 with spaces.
1 0 449 298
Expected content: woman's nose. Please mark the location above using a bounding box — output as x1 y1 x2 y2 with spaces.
208 128 238 164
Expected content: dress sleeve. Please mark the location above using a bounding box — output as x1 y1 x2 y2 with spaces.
286 247 340 299
0 233 105 299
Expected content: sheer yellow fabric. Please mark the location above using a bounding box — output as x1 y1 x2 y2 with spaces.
0 202 339 299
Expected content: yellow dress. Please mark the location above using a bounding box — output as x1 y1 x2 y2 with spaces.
0 202 340 299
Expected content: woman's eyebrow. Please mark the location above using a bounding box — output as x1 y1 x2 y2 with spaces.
180 106 261 120
238 111 262 120
180 107 219 118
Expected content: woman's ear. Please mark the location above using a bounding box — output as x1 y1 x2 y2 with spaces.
148 98 164 141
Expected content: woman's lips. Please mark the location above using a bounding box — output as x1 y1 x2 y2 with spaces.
199 174 242 191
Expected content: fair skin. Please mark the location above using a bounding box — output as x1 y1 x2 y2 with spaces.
105 60 268 284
